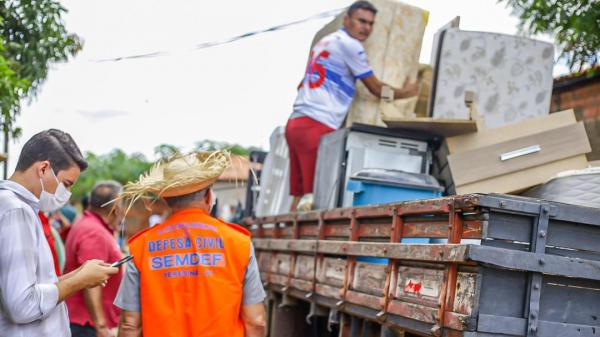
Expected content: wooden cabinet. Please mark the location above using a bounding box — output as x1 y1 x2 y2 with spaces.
435 110 591 194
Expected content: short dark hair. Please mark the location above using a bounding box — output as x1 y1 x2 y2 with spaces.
15 129 88 173
347 1 378 16
90 181 123 210
164 188 209 208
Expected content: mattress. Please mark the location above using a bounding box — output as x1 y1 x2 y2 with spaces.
430 28 554 128
523 167 600 209
311 0 429 126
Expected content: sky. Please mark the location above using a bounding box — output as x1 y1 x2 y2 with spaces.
3 0 568 174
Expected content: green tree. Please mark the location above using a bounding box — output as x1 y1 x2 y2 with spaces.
71 150 152 201
195 139 262 157
0 0 81 176
154 143 181 160
500 0 600 72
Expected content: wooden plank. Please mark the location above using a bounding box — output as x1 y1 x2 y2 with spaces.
289 279 313 292
485 212 534 242
322 224 352 239
270 253 292 276
315 283 343 300
468 245 600 281
539 275 600 327
253 239 316 253
317 241 469 262
316 257 346 287
357 223 392 238
453 272 477 316
448 122 591 186
477 314 526 336
256 240 470 263
293 255 315 281
351 262 387 296
345 290 383 310
387 299 438 324
383 117 478 137
547 220 600 253
395 266 444 303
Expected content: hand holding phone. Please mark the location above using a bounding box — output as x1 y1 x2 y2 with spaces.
111 255 134 268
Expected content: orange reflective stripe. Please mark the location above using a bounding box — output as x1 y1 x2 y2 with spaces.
129 208 251 337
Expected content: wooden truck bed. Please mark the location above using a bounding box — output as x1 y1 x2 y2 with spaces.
246 194 600 337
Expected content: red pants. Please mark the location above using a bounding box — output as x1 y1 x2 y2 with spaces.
285 116 335 196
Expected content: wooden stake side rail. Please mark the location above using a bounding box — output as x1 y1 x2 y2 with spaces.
245 194 600 337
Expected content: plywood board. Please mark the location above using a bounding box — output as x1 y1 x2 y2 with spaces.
311 0 429 127
383 117 477 137
431 29 554 128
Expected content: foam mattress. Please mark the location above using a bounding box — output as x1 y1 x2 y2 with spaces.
524 167 600 209
430 29 554 128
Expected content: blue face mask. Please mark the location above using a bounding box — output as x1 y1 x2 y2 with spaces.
39 168 72 212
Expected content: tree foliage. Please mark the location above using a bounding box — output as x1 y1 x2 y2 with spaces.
71 150 152 201
500 0 600 72
0 0 81 137
71 140 262 200
195 139 262 156
154 143 181 160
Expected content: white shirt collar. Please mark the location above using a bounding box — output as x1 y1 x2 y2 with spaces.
0 179 40 210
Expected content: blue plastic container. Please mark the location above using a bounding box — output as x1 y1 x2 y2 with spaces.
347 169 444 246
346 168 443 207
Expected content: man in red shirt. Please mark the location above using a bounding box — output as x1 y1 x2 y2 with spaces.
64 181 125 337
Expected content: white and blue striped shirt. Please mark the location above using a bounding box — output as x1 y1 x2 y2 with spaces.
0 180 70 337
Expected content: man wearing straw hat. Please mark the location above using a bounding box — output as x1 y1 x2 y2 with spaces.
114 151 266 337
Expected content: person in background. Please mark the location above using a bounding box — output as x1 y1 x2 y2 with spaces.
0 129 118 337
286 1 420 211
39 211 62 276
64 181 125 337
54 204 77 242
114 151 266 337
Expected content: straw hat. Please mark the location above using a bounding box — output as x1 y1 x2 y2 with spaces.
115 150 231 210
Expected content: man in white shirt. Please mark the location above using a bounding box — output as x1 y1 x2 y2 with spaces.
286 1 420 211
0 129 119 337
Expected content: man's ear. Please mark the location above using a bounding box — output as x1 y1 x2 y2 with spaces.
36 161 51 177
204 189 213 205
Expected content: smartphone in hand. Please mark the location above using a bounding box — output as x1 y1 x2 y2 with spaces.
110 255 134 268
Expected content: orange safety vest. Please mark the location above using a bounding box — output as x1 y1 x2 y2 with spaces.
128 208 251 337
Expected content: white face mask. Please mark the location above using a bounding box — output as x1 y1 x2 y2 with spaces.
39 168 72 212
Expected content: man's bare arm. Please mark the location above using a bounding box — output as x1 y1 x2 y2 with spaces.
361 75 419 100
83 286 112 337
118 310 142 337
241 303 267 337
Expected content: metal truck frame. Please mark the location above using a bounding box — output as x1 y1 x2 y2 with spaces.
246 194 600 337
